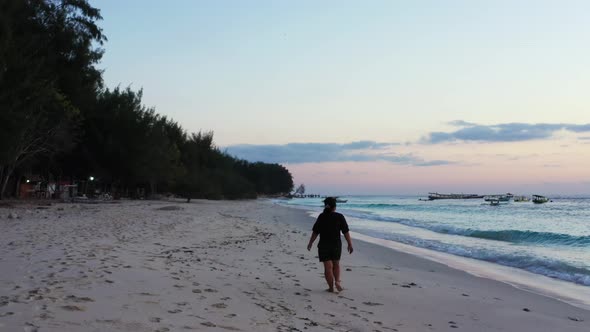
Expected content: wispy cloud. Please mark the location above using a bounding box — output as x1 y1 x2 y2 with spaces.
341 140 396 149
447 120 477 127
423 121 590 144
225 141 453 166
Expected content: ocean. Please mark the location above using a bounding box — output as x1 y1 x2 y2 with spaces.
276 195 590 287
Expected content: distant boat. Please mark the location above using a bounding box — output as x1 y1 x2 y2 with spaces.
322 196 348 203
428 192 484 200
532 195 549 204
513 195 530 202
484 194 512 202
489 199 500 206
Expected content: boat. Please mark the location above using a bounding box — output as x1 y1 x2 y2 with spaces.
513 195 530 202
427 193 484 200
532 195 549 204
322 197 348 203
484 194 512 202
489 199 500 206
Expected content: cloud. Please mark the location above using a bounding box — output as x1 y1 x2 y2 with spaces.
224 141 452 166
423 121 590 144
413 160 454 167
567 125 590 133
447 120 477 127
341 140 396 150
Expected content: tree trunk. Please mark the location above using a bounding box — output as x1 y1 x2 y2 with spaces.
15 177 21 199
0 165 15 200
0 166 4 200
150 181 156 197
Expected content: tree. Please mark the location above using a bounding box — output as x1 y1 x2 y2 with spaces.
0 0 295 201
295 184 306 196
0 0 105 199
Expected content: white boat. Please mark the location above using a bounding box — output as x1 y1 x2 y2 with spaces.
532 195 549 204
484 194 512 202
513 195 530 202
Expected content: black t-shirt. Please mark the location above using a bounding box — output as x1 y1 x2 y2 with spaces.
312 211 349 249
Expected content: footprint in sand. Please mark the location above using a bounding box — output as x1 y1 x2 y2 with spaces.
362 302 383 306
24 322 39 332
167 309 182 314
61 305 85 311
38 312 53 320
64 295 94 303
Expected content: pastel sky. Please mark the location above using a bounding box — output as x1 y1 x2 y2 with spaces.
95 0 590 195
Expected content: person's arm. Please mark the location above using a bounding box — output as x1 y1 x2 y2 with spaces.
307 232 319 251
344 232 353 254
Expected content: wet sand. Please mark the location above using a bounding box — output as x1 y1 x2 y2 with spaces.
0 199 588 331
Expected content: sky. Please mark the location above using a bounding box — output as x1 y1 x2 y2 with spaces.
95 0 590 195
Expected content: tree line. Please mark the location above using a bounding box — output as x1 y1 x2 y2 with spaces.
0 0 293 200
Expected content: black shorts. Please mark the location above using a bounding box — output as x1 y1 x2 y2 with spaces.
318 246 342 262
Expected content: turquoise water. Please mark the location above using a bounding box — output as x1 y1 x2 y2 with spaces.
277 196 590 286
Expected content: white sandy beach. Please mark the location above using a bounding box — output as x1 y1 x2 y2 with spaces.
1 199 589 331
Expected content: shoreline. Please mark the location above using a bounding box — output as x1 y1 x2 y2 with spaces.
351 232 590 311
265 201 590 326
1 199 588 331
275 201 590 311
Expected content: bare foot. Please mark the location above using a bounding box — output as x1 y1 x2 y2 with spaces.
326 288 335 293
335 281 343 292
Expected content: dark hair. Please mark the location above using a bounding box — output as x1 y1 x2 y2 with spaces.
323 197 337 213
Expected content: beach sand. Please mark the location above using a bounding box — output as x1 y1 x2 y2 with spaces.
0 199 589 331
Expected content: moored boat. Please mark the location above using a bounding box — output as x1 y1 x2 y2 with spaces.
484 194 512 202
323 196 348 203
513 195 530 202
532 195 549 204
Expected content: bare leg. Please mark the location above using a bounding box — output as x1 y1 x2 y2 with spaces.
322 261 335 292
333 260 343 291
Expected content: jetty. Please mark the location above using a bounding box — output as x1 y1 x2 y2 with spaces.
428 192 484 200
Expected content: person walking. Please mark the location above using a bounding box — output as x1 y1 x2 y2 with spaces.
307 197 353 292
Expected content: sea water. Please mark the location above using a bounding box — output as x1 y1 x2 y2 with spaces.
277 196 590 287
